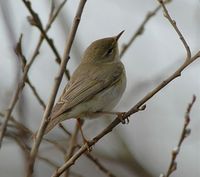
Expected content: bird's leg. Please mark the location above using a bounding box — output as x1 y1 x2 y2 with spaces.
95 111 129 124
76 118 92 152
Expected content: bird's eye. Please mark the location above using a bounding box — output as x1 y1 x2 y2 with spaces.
106 48 113 56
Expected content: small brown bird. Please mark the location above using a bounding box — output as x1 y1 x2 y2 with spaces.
45 31 126 138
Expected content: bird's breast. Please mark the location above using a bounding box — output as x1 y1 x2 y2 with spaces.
67 67 126 119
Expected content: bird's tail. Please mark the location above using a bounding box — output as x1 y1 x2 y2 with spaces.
44 116 63 134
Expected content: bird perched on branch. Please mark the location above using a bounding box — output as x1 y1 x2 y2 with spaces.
45 31 126 143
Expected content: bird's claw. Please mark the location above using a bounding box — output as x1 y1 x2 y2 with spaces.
117 112 129 124
83 139 92 152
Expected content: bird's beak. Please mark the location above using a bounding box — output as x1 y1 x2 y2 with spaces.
115 30 125 41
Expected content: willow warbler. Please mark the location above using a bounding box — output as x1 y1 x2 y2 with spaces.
45 31 126 134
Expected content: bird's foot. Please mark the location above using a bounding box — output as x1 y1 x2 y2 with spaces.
116 112 129 124
83 137 92 152
77 118 92 152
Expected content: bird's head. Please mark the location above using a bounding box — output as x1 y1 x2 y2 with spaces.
82 31 124 64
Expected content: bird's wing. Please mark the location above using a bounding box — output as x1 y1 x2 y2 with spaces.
49 62 124 120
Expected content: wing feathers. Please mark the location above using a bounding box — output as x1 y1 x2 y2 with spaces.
48 62 123 122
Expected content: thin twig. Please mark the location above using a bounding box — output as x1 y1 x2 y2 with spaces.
1 111 71 168
43 138 66 153
6 132 60 169
160 95 196 177
158 0 191 60
23 0 70 79
59 123 72 136
26 1 87 176
26 78 46 109
84 152 118 177
1 112 68 166
60 123 117 177
120 0 171 58
51 1 200 175
0 111 32 134
64 122 79 177
15 35 46 109
0 0 68 147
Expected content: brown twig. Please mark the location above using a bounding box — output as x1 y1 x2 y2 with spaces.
0 0 68 147
6 132 60 169
1 112 69 166
59 123 72 136
59 123 117 177
15 35 46 109
64 122 79 177
120 0 171 58
160 95 196 177
84 152 118 177
23 0 70 79
158 0 191 60
0 111 32 134
26 1 87 176
43 138 66 154
51 1 200 176
26 78 46 109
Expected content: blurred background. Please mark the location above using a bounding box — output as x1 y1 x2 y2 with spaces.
0 0 199 177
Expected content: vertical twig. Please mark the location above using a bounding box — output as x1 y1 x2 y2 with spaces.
26 1 87 176
160 95 196 177
158 0 191 60
64 122 79 177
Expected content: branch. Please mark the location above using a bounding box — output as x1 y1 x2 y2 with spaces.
51 1 200 175
23 0 70 79
160 95 196 177
6 132 60 169
64 122 79 177
59 123 117 177
26 78 46 109
15 34 46 109
84 152 118 177
26 0 87 176
120 0 172 58
0 0 68 147
158 0 191 60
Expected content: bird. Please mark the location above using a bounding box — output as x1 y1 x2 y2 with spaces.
45 31 126 141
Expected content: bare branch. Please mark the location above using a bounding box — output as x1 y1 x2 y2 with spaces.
15 35 46 109
158 0 191 60
120 0 172 58
161 95 196 177
64 122 79 177
6 132 60 169
26 78 46 109
0 0 68 147
26 0 87 176
23 0 70 79
59 123 117 177
84 152 118 177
